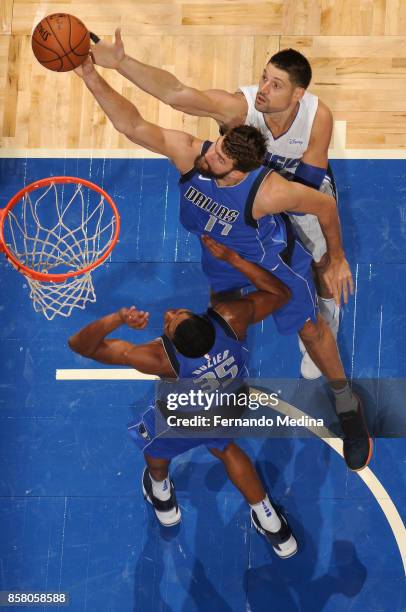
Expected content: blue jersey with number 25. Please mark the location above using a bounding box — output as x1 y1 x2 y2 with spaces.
160 308 249 394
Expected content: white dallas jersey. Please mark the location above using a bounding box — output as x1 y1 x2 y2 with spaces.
238 85 318 175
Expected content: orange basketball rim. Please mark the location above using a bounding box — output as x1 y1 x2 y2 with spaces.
0 176 120 319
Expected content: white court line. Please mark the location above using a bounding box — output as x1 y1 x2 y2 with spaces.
2 120 406 158
3 127 406 162
2 148 406 159
55 368 406 574
250 388 406 576
56 369 158 381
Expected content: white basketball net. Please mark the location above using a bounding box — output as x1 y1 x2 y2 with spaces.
3 181 118 320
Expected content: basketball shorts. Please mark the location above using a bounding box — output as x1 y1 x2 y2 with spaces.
211 238 318 335
128 406 232 460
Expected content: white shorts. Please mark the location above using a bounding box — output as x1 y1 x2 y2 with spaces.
289 175 336 263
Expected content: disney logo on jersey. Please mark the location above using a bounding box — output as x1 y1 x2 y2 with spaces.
185 186 239 224
288 138 304 145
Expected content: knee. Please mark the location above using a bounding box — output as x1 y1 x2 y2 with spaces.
208 442 233 462
299 318 325 345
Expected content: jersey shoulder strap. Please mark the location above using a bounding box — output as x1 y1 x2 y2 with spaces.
179 141 212 184
160 335 180 377
244 167 274 228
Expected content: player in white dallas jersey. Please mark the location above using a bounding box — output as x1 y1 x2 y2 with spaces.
90 33 338 379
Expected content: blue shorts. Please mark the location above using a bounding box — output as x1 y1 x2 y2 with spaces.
128 406 232 460
208 239 318 335
271 240 318 334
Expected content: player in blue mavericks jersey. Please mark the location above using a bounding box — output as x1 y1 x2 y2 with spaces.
74 57 373 472
89 35 340 379
69 237 297 559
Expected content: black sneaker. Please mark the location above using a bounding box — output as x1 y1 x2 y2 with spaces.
142 467 181 527
251 508 298 559
338 395 373 471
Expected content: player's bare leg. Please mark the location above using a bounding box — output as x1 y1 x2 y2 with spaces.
209 442 266 504
209 443 297 558
299 314 373 470
299 253 340 379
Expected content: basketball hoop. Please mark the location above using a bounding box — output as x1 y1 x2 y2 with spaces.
0 177 120 320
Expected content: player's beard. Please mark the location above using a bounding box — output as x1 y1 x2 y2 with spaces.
194 154 231 179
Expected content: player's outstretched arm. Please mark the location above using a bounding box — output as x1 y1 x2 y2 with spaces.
255 173 353 305
75 57 201 173
201 236 291 339
90 28 244 125
68 307 164 376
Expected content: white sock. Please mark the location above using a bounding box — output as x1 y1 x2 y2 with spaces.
150 473 171 501
250 495 281 533
332 383 358 414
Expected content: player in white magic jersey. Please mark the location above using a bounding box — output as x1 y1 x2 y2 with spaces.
90 33 338 379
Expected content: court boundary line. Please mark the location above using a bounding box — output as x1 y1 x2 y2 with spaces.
2 121 406 158
55 369 406 575
2 149 406 159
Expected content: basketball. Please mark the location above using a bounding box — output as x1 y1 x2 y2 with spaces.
32 13 90 72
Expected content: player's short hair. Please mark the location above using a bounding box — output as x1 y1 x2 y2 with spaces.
269 48 312 89
172 314 215 358
222 125 266 172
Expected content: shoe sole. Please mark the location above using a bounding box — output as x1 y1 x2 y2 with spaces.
142 471 182 527
251 514 298 559
347 394 374 471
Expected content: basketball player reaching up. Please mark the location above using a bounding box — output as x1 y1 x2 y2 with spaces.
69 236 298 559
73 57 372 471
90 31 338 380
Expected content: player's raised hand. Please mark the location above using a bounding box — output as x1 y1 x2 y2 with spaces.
201 235 239 264
90 28 125 69
323 256 354 305
118 306 150 329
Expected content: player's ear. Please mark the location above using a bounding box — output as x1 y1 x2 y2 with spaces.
293 86 305 102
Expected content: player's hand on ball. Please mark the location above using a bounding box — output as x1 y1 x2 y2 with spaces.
90 28 125 69
323 256 354 305
118 306 149 329
201 235 239 264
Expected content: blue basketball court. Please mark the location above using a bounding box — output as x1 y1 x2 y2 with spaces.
0 156 405 611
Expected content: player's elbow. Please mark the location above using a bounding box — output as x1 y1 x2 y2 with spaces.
68 335 92 358
68 336 80 355
278 285 292 308
114 118 135 138
112 106 143 138
163 82 188 107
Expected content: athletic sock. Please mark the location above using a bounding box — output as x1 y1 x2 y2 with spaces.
250 495 282 533
149 473 171 502
332 383 358 414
